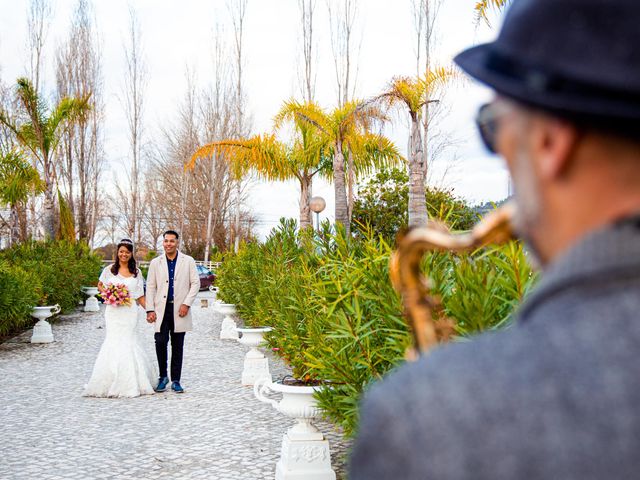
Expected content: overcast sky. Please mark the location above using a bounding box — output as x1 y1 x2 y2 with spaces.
0 0 506 238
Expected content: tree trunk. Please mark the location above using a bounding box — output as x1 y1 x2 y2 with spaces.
204 154 217 262
16 202 28 242
299 175 312 230
307 176 314 226
333 141 350 235
43 182 56 239
347 147 355 222
9 205 20 246
408 116 428 227
234 179 241 252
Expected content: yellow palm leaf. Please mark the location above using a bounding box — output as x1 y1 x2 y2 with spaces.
475 0 510 25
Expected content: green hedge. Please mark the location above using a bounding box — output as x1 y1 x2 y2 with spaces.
0 240 103 337
217 220 538 437
0 261 41 337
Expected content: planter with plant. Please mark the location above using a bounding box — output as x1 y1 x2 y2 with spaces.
254 374 336 480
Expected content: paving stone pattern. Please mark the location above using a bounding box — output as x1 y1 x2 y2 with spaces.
0 293 350 479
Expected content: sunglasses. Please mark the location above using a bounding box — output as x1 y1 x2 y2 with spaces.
475 102 514 154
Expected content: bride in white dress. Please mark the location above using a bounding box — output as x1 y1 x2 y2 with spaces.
83 239 156 398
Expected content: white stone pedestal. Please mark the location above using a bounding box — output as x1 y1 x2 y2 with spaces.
218 304 239 340
84 296 100 312
241 348 271 386
31 319 54 343
82 287 100 312
220 316 239 340
254 379 336 480
30 305 60 344
276 433 335 480
237 327 272 386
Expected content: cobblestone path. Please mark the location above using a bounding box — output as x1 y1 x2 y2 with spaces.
0 293 349 479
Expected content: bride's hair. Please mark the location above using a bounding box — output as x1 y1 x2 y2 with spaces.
111 238 139 277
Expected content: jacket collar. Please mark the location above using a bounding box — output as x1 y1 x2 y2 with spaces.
518 215 640 321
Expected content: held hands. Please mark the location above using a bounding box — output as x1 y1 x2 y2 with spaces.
146 305 189 321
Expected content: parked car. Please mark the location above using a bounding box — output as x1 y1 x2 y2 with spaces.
197 265 216 291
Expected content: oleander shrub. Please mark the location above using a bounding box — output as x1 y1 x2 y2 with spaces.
217 219 538 437
0 240 103 313
0 261 40 337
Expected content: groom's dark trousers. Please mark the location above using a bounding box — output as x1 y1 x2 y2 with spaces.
155 303 185 382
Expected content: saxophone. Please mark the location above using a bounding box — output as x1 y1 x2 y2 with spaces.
389 202 517 359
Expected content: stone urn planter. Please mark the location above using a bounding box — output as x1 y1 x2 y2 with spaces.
254 377 336 480
236 326 272 385
31 304 61 344
218 303 239 340
82 286 100 312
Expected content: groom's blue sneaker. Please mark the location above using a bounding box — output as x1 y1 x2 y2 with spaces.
154 377 169 392
171 381 184 394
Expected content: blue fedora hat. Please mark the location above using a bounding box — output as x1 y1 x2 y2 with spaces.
455 0 640 122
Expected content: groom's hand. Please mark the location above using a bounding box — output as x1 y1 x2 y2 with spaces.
178 304 190 317
146 312 157 323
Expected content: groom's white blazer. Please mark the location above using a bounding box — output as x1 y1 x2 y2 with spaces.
146 250 200 333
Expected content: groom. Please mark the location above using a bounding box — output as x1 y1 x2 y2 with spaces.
146 230 200 393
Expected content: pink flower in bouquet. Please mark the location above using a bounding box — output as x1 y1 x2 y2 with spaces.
99 282 132 307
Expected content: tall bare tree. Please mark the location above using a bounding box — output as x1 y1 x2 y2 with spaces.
228 0 250 252
412 0 444 180
298 0 317 103
56 0 104 243
201 27 235 261
25 0 53 237
121 7 147 245
26 0 52 96
327 0 360 107
327 0 362 222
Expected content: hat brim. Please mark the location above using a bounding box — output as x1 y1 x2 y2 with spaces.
455 43 640 122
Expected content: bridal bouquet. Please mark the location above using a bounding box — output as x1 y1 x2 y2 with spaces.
99 283 132 307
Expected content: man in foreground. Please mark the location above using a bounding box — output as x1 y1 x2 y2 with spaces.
350 0 640 478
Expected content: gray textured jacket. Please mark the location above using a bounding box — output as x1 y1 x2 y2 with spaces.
350 218 640 479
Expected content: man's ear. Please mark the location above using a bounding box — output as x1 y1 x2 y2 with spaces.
533 114 581 180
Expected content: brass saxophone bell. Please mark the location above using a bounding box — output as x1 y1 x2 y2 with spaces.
390 202 517 358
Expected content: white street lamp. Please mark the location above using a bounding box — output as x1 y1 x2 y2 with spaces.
309 196 326 232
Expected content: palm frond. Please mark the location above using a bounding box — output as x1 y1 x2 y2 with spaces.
0 109 20 138
371 67 457 118
46 94 92 152
348 132 405 176
0 149 44 206
475 0 510 25
57 189 76 242
422 66 459 98
16 78 47 140
189 134 291 181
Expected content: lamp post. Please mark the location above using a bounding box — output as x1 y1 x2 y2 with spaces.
309 196 326 233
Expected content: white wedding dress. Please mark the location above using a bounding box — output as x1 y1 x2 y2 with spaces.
83 267 156 398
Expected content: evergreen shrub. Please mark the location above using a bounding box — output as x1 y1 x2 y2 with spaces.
217 218 537 437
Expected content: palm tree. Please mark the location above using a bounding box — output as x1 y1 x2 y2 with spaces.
188 128 326 230
0 149 44 244
0 77 90 238
289 100 402 236
372 67 455 227
475 0 510 24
